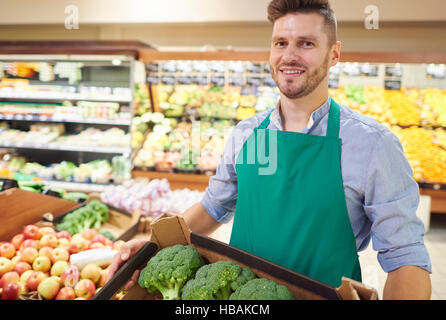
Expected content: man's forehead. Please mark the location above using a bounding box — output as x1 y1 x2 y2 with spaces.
272 12 326 40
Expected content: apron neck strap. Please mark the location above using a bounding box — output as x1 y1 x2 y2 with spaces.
326 98 340 139
257 98 340 139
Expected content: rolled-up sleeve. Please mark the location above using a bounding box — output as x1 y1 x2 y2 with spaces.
363 129 432 273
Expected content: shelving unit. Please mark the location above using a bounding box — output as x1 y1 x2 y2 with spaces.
0 41 155 191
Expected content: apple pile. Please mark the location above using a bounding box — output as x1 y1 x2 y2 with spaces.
0 224 125 300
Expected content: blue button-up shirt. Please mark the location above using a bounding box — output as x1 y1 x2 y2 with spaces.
201 97 432 274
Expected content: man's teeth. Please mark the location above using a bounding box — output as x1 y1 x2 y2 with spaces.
283 70 304 74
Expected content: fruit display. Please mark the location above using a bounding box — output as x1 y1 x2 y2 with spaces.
137 244 294 300
100 178 205 217
0 224 126 300
133 83 152 116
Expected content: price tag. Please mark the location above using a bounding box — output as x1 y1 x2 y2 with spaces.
246 76 262 87
426 64 446 79
384 79 401 91
360 64 378 77
328 78 340 89
210 76 225 87
176 75 193 85
385 65 403 78
192 75 209 86
25 114 33 121
342 63 361 77
245 62 262 74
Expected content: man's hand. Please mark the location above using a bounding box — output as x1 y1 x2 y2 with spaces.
106 239 148 290
383 265 431 300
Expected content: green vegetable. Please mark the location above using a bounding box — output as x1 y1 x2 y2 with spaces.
181 260 256 300
229 278 294 300
62 192 88 202
138 244 204 300
100 231 115 241
55 200 110 235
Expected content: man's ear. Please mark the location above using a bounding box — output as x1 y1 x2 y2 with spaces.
330 41 341 67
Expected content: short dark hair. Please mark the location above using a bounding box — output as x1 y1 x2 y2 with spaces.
267 0 337 46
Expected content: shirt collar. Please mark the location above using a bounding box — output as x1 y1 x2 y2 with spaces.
270 96 331 131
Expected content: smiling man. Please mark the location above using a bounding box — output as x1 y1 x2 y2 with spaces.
108 0 432 299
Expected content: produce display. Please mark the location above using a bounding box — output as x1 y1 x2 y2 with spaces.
0 153 128 184
329 85 446 184
100 178 205 217
0 224 126 300
55 200 110 236
0 123 130 149
137 245 294 301
132 111 233 173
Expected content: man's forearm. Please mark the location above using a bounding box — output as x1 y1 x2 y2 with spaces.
182 202 222 236
383 265 431 300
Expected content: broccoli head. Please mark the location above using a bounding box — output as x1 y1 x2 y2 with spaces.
182 260 256 300
138 244 204 300
229 278 294 300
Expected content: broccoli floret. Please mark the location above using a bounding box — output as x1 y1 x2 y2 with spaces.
181 260 256 300
87 200 109 223
138 244 204 300
229 278 294 300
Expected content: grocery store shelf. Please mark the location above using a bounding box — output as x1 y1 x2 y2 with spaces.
0 93 131 103
132 170 211 191
43 180 116 193
0 141 131 154
0 113 131 126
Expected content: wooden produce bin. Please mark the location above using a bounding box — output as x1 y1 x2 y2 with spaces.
0 188 79 241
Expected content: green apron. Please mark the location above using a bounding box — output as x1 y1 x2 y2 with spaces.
229 99 362 288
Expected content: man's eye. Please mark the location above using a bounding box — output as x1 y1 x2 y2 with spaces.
302 41 314 48
275 41 287 47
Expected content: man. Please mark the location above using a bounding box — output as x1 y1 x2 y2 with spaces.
108 0 431 299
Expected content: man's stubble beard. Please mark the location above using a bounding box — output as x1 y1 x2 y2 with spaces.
272 52 331 100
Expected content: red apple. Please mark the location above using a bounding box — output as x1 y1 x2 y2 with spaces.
11 255 21 267
50 247 69 263
2 282 19 300
20 269 34 284
56 238 70 248
20 247 38 264
10 234 25 250
39 227 56 236
0 257 14 277
50 261 68 277
20 239 38 250
0 242 16 259
69 238 88 254
38 276 60 300
38 246 53 260
81 263 102 284
91 234 107 245
55 286 76 300
32 256 51 273
82 229 98 241
26 271 48 291
17 281 28 296
22 225 42 240
1 271 20 289
89 242 104 250
14 261 31 276
74 279 96 299
60 265 80 288
98 268 109 288
56 231 71 241
39 234 58 248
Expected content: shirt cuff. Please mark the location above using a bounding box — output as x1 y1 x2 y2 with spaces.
200 191 234 224
377 243 432 273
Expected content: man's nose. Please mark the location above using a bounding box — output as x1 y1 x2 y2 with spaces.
282 45 301 63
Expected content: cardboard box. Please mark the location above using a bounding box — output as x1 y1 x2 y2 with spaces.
96 213 378 300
